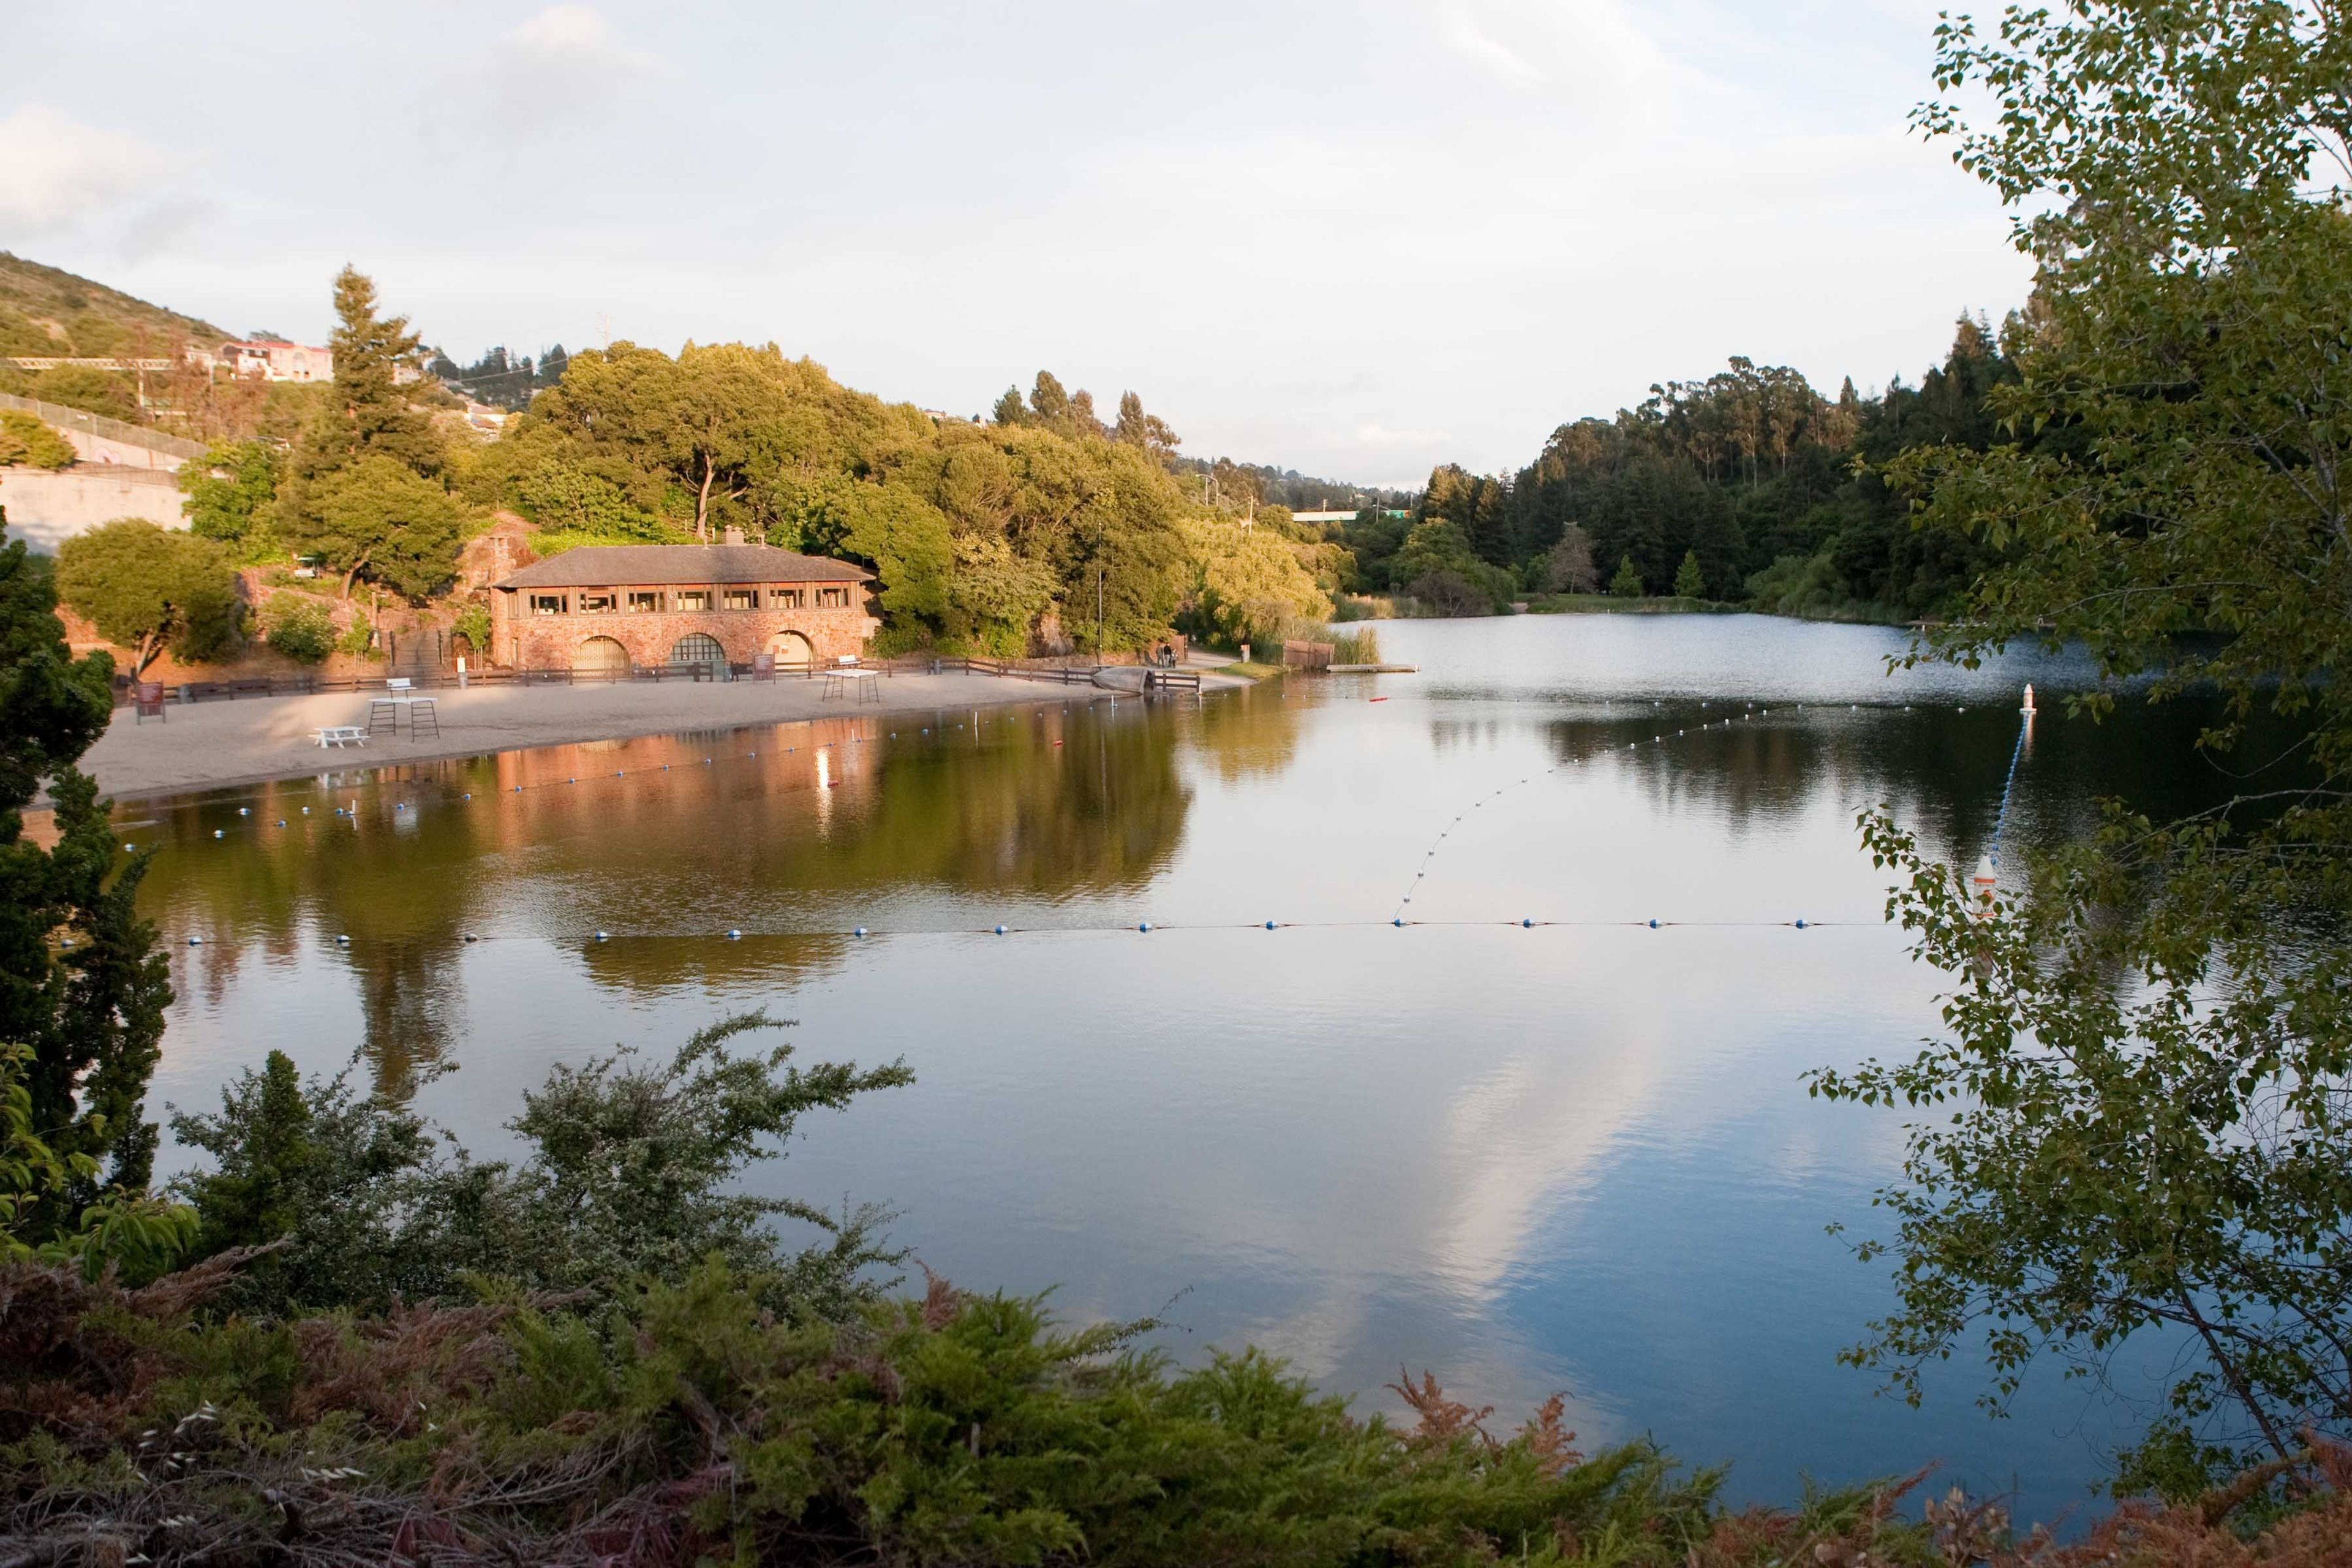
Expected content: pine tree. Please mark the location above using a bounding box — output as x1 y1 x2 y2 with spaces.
293 266 437 482
1673 549 1705 600
1610 554 1645 597
0 511 172 1235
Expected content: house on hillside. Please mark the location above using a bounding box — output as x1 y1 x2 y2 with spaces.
488 533 879 673
190 339 335 382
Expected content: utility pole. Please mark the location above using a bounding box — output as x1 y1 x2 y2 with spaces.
1096 565 1104 653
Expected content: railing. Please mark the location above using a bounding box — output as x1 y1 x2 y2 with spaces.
918 656 1102 684
0 393 208 463
1142 668 1202 692
111 653 1139 704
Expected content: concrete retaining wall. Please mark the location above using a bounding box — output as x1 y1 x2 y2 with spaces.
0 466 189 552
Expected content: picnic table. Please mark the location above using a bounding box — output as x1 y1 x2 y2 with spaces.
313 726 368 749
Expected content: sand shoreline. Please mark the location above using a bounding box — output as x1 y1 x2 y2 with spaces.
80 668 1243 802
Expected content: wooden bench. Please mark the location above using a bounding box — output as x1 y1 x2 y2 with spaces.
313 726 368 749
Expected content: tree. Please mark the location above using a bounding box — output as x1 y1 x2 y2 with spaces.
178 440 279 544
286 455 466 600
1542 524 1597 594
0 513 176 1254
1673 548 1705 600
1609 554 1643 597
1113 390 1180 466
1815 0 2352 1493
990 385 1026 426
0 412 75 470
54 520 242 676
291 266 437 480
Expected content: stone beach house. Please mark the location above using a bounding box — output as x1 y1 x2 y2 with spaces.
489 536 879 673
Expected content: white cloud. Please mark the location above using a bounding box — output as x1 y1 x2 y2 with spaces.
0 105 178 236
503 4 652 74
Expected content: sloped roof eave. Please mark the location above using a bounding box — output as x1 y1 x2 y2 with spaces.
493 543 876 590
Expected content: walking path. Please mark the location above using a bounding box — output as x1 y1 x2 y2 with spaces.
81 667 1246 801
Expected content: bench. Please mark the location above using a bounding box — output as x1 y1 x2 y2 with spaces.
313 726 368 749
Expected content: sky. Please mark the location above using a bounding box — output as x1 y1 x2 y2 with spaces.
1 1 2033 488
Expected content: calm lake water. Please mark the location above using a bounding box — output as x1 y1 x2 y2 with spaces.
127 612 2239 1525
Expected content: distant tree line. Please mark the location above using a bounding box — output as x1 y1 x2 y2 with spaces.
425 341 571 410
1332 318 2052 620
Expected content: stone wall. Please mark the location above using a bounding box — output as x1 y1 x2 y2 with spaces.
495 601 880 670
0 466 189 551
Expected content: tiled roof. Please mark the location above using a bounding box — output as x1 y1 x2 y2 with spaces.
494 544 875 589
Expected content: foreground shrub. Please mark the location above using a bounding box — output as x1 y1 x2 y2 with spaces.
1 1252 2345 1567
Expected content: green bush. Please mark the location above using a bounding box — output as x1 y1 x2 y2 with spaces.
0 410 75 470
335 616 378 659
451 601 492 659
1610 554 1645 597
261 593 334 663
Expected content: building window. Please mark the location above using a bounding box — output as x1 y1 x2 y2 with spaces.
674 590 712 611
772 587 805 608
817 586 848 608
529 594 568 615
723 589 758 610
627 591 665 613
578 592 616 613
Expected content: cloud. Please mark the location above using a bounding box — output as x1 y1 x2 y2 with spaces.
503 4 652 72
0 105 178 236
473 4 660 134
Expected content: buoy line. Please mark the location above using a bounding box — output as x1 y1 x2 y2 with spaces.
1392 698 1799 921
214 915 1887 951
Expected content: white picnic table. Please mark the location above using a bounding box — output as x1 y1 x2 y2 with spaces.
313 725 368 749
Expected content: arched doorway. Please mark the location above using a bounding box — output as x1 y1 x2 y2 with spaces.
669 631 726 671
765 630 816 670
572 636 629 679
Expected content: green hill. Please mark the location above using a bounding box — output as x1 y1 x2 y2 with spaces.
0 252 228 360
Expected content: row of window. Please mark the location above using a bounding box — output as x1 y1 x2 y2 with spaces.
527 586 852 616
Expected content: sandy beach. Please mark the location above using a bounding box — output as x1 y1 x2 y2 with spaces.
81 668 1242 801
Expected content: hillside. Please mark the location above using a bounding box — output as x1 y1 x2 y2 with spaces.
0 252 229 359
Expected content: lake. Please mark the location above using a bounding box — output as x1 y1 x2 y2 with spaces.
128 612 2230 1527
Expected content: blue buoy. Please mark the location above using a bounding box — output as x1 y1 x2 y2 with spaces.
335 935 350 945
462 793 472 799
594 930 609 942
275 820 285 826
301 807 310 814
568 777 575 783
514 785 522 792
463 933 478 943
994 924 1007 935
854 926 868 937
1137 921 1151 933
187 935 202 945
1647 918 1660 929
1795 918 1809 930
213 829 223 839
238 807 249 816
726 928 742 940
616 769 625 776
1265 920 1276 930
1521 918 1534 927
1393 917 1406 927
